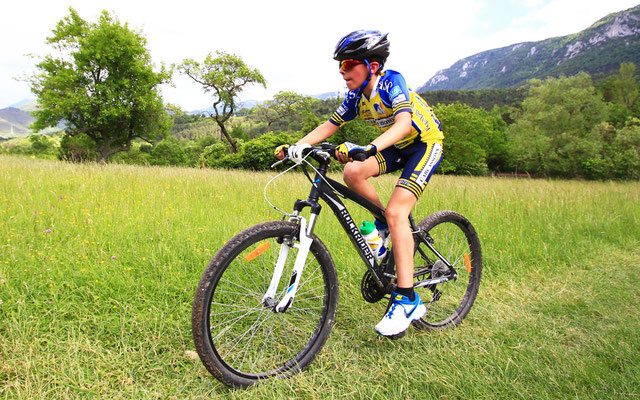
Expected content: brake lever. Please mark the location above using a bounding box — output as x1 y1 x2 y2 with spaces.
270 157 289 168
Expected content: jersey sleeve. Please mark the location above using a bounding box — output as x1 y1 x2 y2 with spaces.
382 72 413 116
329 91 359 126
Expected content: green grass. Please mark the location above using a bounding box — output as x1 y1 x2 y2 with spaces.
1 154 639 399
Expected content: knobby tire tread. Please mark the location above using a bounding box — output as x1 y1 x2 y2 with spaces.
192 221 338 388
387 210 482 331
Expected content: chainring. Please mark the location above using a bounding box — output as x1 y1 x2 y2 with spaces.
360 269 387 303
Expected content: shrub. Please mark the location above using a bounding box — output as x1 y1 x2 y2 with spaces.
150 136 187 166
108 143 151 166
59 133 98 162
241 132 295 170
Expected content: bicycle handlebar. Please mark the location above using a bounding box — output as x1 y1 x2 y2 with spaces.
274 143 367 167
315 143 368 162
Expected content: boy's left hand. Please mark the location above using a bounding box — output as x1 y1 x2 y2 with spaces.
336 142 377 163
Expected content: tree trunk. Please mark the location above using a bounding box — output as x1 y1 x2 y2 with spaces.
97 138 128 163
98 139 112 164
217 122 239 153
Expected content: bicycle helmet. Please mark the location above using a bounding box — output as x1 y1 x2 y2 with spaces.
333 30 390 63
334 30 390 95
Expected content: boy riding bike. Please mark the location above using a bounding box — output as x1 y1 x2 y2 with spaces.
275 30 444 338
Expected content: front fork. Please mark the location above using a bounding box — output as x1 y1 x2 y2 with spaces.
262 212 319 312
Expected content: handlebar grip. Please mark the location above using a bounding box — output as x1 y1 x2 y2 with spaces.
352 152 367 162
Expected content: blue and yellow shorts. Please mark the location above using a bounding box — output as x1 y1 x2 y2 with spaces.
374 140 443 199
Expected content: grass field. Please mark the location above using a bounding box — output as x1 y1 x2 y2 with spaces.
1 154 639 399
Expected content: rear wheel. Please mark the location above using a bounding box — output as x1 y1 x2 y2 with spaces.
192 221 338 388
389 211 482 330
414 211 482 329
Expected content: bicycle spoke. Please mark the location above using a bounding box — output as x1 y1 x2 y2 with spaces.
276 313 311 346
219 276 263 298
218 309 271 354
232 311 275 370
210 306 262 337
194 221 338 385
411 214 481 330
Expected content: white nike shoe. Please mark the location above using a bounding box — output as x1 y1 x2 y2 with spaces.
375 292 427 338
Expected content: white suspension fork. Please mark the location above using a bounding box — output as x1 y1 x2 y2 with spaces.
262 214 318 312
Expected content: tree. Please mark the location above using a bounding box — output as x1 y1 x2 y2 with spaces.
29 135 55 155
433 103 495 175
29 8 172 163
602 62 640 128
254 91 312 132
611 62 639 110
179 52 266 153
507 73 608 177
327 118 379 147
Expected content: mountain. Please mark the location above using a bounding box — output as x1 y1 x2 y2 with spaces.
188 92 340 114
0 107 35 138
7 99 37 111
312 91 341 100
0 99 65 138
419 5 640 91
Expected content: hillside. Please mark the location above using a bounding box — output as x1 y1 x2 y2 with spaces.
0 100 67 138
0 107 35 138
419 5 640 91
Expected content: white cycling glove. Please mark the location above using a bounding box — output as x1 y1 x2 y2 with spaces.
287 143 311 164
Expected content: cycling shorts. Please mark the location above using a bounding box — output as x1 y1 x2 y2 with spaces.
374 139 443 199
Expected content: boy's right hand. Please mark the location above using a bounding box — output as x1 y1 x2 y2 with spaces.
274 144 289 160
274 143 311 163
287 143 311 163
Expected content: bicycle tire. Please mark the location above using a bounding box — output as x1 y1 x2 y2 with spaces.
192 221 338 388
388 210 482 330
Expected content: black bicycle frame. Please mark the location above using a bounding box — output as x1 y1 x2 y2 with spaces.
290 149 456 289
290 153 391 287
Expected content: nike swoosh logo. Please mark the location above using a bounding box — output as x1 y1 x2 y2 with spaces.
404 304 418 318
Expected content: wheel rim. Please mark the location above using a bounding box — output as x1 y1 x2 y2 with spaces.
415 219 478 328
206 234 330 378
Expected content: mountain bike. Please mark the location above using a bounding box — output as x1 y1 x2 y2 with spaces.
191 143 482 388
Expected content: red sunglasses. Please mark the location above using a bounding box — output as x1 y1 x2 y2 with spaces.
339 59 363 71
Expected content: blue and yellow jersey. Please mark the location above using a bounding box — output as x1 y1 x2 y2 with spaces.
329 70 443 148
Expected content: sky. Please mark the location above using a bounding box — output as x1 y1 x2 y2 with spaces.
1 0 639 111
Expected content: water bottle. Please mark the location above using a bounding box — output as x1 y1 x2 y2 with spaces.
374 220 390 248
360 221 387 261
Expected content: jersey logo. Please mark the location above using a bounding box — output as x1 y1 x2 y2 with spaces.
374 103 384 114
375 116 394 128
379 80 393 92
391 94 407 108
390 86 402 98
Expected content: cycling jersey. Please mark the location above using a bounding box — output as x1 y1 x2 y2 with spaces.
329 70 444 148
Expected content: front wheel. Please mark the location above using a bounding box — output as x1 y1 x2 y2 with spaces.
192 221 338 388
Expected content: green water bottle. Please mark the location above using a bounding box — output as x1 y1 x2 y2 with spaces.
360 221 387 261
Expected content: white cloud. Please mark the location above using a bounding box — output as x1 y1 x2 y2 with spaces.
491 0 639 45
1 0 638 110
